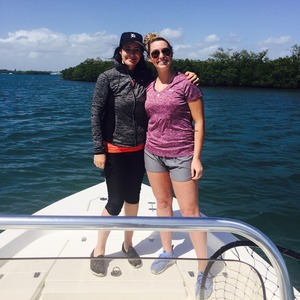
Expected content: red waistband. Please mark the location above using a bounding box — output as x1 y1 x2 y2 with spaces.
105 142 144 153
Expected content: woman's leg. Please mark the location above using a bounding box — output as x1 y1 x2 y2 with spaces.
123 202 139 249
172 179 207 271
93 152 125 257
122 150 145 249
93 207 112 256
147 171 173 252
90 208 111 277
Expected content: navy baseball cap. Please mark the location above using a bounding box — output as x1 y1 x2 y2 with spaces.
119 32 144 49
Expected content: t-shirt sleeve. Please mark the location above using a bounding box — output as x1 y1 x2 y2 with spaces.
184 80 203 102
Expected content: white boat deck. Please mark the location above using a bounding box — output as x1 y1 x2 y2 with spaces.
0 183 298 300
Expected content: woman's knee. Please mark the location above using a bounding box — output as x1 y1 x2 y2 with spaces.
156 196 172 209
105 201 122 216
180 206 200 217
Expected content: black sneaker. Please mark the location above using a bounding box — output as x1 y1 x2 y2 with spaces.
90 250 106 277
121 243 143 268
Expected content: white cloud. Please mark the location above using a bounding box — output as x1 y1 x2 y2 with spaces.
172 34 222 60
0 28 117 71
173 44 192 51
0 27 296 71
28 52 40 59
260 36 291 46
159 28 183 40
258 36 293 59
204 34 220 43
225 32 241 44
185 45 221 60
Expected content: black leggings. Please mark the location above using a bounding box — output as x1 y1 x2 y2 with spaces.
103 149 145 215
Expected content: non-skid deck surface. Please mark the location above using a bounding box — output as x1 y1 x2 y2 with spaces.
0 227 265 300
0 228 198 300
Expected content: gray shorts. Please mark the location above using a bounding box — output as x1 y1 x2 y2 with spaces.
144 149 193 182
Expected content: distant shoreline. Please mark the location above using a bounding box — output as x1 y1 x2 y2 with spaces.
0 70 61 75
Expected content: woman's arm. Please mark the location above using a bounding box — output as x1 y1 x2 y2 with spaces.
91 73 110 168
91 74 110 155
188 97 205 179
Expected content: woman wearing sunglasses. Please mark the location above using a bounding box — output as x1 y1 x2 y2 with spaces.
144 33 212 299
91 32 198 278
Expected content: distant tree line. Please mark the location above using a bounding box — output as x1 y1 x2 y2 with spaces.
61 45 300 89
0 69 51 75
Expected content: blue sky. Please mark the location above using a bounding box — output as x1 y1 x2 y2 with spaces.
0 0 299 71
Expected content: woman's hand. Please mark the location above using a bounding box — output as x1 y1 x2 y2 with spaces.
191 158 203 180
94 154 106 169
185 71 199 85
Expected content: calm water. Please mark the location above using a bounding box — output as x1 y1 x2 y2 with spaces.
0 74 299 288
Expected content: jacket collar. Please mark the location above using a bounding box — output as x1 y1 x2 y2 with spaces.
115 61 130 74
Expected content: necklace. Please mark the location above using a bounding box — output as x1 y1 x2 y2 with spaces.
155 73 175 92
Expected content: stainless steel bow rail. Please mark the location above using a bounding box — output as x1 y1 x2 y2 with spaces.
0 215 295 300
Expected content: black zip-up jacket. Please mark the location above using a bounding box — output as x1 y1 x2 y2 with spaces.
91 62 153 154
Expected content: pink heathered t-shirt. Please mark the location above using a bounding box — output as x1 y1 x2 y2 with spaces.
145 73 203 157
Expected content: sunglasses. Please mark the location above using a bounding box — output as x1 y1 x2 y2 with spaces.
150 48 172 59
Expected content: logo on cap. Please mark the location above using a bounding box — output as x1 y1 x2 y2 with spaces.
131 33 136 38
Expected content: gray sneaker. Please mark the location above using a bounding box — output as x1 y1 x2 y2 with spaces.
90 250 106 277
150 250 175 274
122 243 143 268
195 271 213 299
